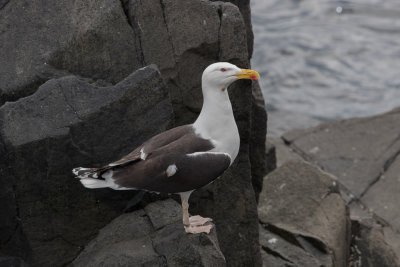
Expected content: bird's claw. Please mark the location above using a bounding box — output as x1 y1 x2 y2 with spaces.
184 215 213 234
185 224 213 234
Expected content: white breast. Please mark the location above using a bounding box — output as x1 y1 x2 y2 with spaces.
193 103 240 163
193 79 241 164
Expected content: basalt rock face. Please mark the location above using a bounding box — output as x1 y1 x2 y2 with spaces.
1 0 266 266
0 66 173 266
72 199 226 267
0 0 140 105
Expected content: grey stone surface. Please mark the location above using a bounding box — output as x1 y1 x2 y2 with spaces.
267 137 303 167
267 109 322 137
362 153 400 232
283 107 400 198
383 227 400 261
0 66 173 266
261 249 295 267
258 161 350 267
348 201 372 222
266 108 400 266
72 199 226 267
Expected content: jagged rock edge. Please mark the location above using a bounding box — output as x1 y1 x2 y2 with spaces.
262 223 330 255
261 244 295 265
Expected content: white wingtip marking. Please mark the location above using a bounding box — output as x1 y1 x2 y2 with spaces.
140 148 147 160
72 167 90 176
72 168 79 175
102 170 113 180
166 164 178 177
80 178 108 189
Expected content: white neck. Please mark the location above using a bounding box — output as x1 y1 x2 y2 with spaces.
193 83 240 162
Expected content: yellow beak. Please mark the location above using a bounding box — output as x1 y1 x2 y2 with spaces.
235 69 260 80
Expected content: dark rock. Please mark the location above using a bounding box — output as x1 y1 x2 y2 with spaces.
1 0 267 265
258 161 350 267
210 0 254 59
190 4 262 266
0 0 139 104
264 140 277 175
125 9 266 264
282 108 400 199
152 2 263 266
125 0 221 120
120 3 265 264
126 0 175 70
145 199 182 230
350 220 400 267
0 66 173 265
0 256 28 267
250 81 267 202
72 199 226 267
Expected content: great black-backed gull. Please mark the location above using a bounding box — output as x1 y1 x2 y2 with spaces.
72 62 259 234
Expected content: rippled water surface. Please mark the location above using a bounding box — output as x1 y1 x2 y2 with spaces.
251 0 400 135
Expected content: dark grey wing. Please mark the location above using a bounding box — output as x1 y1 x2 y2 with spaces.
110 152 231 193
105 125 194 168
74 125 215 180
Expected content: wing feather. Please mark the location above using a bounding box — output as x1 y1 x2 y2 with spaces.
111 152 231 193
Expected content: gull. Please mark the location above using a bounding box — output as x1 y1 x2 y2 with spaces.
72 62 259 234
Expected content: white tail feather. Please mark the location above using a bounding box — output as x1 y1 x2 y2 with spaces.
80 178 108 189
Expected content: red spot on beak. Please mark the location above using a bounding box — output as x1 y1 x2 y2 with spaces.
250 75 257 80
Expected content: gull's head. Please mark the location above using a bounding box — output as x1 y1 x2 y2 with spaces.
202 62 260 90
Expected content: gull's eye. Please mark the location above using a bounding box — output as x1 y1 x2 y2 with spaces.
220 68 227 72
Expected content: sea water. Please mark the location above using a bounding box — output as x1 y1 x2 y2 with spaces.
251 0 400 136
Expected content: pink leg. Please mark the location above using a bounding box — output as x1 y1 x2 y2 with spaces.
180 192 213 234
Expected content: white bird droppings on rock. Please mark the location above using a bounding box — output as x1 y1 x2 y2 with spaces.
268 238 278 244
309 146 320 154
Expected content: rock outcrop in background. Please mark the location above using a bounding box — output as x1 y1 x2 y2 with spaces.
0 0 266 266
259 161 350 266
261 108 400 266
